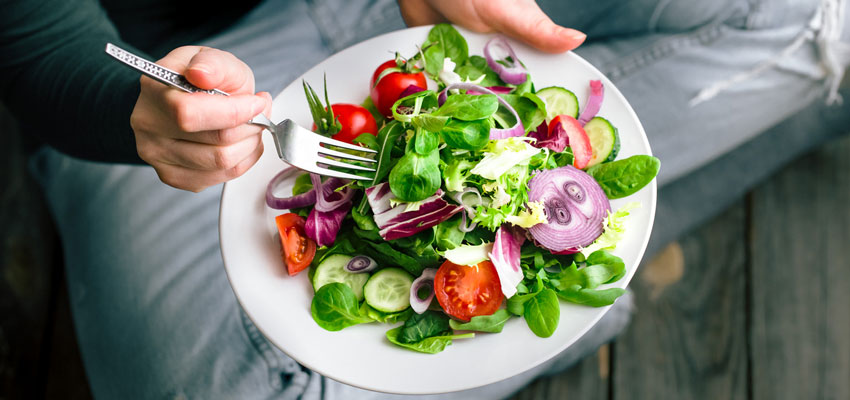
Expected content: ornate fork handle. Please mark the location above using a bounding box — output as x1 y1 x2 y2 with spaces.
105 43 229 96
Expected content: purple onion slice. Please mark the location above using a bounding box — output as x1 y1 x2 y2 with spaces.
345 255 378 273
483 36 528 85
410 268 438 314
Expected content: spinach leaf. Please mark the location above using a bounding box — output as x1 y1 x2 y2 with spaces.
386 326 474 354
585 250 627 285
423 23 469 77
523 288 560 338
456 55 503 87
557 287 626 307
310 283 373 331
366 241 426 275
449 309 512 333
434 215 465 251
391 228 436 256
292 173 313 196
586 155 661 199
398 310 451 343
388 148 441 202
360 303 413 324
434 94 498 121
440 118 493 151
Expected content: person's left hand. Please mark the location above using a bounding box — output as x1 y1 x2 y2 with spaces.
397 0 586 53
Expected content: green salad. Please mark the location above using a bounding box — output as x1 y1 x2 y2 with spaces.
266 24 660 354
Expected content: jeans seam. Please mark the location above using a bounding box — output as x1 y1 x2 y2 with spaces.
604 23 729 80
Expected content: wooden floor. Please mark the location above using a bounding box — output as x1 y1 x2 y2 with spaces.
1 100 849 399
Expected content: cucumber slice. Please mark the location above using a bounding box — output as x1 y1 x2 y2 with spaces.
584 116 620 167
364 268 414 313
312 254 370 301
536 86 579 121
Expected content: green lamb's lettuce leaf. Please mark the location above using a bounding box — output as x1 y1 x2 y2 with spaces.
434 215 466 251
440 118 493 151
389 148 441 202
434 94 498 120
456 55 503 87
422 23 469 79
548 250 627 307
386 326 474 354
360 303 413 324
523 288 560 338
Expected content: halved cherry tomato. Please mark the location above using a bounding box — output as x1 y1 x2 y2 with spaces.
311 103 377 144
434 260 504 322
550 115 592 169
370 59 427 118
274 213 316 276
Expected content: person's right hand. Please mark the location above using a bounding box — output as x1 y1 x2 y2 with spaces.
130 46 272 192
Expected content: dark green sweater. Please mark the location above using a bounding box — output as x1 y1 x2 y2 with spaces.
1 0 258 163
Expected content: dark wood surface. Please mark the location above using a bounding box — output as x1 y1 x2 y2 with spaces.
1 96 849 399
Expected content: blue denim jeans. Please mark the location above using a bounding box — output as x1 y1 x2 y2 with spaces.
30 0 849 398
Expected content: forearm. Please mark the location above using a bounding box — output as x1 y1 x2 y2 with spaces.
1 0 146 163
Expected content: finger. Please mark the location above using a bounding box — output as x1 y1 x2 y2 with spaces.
154 141 264 192
398 0 448 26
257 91 273 117
477 0 586 53
180 123 263 146
184 47 254 94
167 91 267 132
161 133 262 171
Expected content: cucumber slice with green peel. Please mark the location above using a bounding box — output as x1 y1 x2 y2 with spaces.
312 254 370 301
584 116 620 167
364 268 414 313
536 86 579 121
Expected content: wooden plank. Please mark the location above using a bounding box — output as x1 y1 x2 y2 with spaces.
0 104 58 398
511 346 610 400
749 135 850 400
612 205 749 400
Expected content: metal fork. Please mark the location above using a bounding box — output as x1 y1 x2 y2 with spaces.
105 43 376 181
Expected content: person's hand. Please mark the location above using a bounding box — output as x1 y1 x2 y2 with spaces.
130 46 272 192
398 0 586 53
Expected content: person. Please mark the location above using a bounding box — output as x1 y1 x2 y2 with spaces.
2 0 848 398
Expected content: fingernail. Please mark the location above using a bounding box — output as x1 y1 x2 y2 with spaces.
189 63 212 75
561 29 587 44
253 96 267 114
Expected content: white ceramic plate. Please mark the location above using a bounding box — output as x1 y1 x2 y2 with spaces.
220 26 656 395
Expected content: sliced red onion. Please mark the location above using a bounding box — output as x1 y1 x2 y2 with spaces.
449 187 483 217
577 80 604 126
266 168 317 209
345 255 377 273
527 166 611 252
399 84 426 99
459 212 478 233
483 36 528 85
410 268 437 314
304 200 352 247
443 82 524 139
489 224 526 297
310 173 355 212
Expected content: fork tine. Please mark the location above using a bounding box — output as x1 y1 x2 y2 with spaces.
312 166 374 181
319 136 377 153
317 147 376 163
317 157 376 172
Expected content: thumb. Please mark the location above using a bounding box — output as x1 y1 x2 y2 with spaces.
482 0 586 53
185 47 255 94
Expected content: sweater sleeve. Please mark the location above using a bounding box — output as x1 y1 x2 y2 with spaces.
1 0 147 163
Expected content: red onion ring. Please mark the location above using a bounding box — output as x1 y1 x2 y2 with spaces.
578 80 604 126
410 268 437 314
527 166 611 252
483 36 528 85
345 255 378 273
443 82 525 139
266 167 316 209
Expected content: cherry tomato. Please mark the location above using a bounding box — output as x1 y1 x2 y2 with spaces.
550 115 592 169
312 103 378 144
370 59 426 118
434 260 504 322
275 213 316 276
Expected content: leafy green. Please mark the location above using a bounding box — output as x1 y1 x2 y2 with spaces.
495 94 545 133
352 132 379 151
548 250 627 307
586 155 660 199
310 283 373 331
441 118 492 151
369 121 407 188
413 129 440 155
434 216 465 251
386 326 474 354
557 287 626 307
361 303 413 324
389 148 440 201
434 94 498 120
292 173 313 196
449 309 512 333
443 157 477 192
523 288 560 338
579 202 639 257
456 55 503 86
397 310 451 343
422 23 469 78
366 241 428 275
